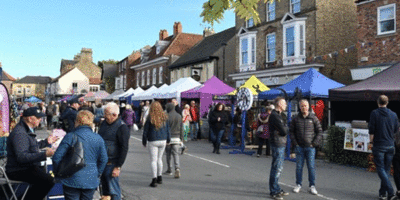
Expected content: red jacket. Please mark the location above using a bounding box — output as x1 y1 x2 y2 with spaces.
190 106 199 122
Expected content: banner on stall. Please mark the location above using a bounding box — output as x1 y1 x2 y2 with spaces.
343 128 372 153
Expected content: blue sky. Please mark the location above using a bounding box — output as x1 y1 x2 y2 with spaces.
0 0 235 79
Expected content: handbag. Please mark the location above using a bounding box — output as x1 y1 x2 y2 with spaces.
55 133 86 178
133 123 139 132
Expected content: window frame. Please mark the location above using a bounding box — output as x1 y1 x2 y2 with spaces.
238 28 257 72
72 82 78 93
141 71 145 86
246 18 254 28
152 68 157 84
266 33 276 62
147 70 150 86
377 3 396 35
136 72 140 87
159 66 163 84
281 16 306 66
266 1 276 22
290 0 301 14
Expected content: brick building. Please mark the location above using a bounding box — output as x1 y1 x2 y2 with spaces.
130 22 203 89
352 0 400 81
60 48 102 80
168 27 237 86
230 0 358 87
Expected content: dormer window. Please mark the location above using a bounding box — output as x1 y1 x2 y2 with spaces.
156 46 160 54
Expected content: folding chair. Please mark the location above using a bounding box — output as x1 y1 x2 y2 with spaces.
0 157 30 200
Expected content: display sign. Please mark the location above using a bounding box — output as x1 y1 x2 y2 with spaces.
343 128 372 153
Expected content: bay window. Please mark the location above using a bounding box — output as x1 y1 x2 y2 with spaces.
238 27 257 72
281 13 306 66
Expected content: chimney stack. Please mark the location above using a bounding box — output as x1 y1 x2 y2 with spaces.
173 22 182 36
159 29 169 40
203 27 215 37
80 48 93 62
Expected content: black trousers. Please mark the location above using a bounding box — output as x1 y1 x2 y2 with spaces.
393 156 400 195
7 166 55 200
257 138 271 156
47 115 53 128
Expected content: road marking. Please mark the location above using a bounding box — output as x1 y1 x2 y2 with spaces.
185 153 230 168
279 182 338 200
131 136 230 168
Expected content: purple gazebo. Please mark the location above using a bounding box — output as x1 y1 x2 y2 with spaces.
181 76 235 118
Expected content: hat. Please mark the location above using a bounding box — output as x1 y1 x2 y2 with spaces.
69 99 80 104
23 107 46 118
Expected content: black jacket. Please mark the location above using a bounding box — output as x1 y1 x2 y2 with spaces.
98 118 130 167
289 113 323 148
369 107 399 147
209 110 228 132
6 121 49 173
269 110 288 147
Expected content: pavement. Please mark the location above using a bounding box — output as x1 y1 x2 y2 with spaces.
35 127 393 200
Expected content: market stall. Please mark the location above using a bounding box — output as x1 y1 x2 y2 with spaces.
125 87 144 105
24 96 42 103
84 90 109 102
228 75 270 96
131 86 157 101
155 77 201 103
258 68 345 159
103 89 124 101
115 88 135 101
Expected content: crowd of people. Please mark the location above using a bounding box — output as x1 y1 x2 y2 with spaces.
4 94 400 200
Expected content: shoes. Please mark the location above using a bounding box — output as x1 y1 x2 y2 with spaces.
163 170 173 176
257 154 260 157
212 143 217 153
216 144 220 154
149 178 157 187
181 146 187 155
174 169 180 179
270 194 283 200
379 195 387 200
309 186 318 195
157 176 162 184
279 191 289 196
293 185 301 193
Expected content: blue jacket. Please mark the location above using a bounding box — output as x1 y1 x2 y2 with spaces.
52 125 108 189
369 107 399 147
142 116 171 145
60 106 78 133
6 121 49 173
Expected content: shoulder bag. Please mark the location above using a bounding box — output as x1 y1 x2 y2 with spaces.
55 133 86 178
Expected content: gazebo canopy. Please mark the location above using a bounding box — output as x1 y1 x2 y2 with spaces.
24 96 42 103
330 62 400 101
85 90 109 101
103 89 124 101
156 78 201 99
259 68 345 100
126 87 144 104
116 88 135 101
132 86 158 101
228 75 270 95
182 76 235 98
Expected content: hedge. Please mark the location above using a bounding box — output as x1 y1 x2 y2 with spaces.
324 126 369 168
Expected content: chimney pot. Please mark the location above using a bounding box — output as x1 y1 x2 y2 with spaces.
159 29 169 40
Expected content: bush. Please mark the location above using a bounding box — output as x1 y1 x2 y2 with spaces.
325 126 368 168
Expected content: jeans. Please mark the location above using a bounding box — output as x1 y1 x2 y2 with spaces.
7 166 54 200
63 185 95 200
393 156 400 196
101 164 121 200
269 146 286 196
373 146 395 197
166 143 180 171
212 129 225 146
148 140 167 178
295 146 316 187
190 122 199 140
257 138 270 155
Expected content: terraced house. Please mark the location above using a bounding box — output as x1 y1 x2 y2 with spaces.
131 22 203 89
230 0 358 87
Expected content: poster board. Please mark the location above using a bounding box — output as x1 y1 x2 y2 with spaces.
343 128 372 153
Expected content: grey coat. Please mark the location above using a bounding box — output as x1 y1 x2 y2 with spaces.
166 103 183 139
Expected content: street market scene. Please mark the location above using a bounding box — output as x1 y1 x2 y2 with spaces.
1 0 400 200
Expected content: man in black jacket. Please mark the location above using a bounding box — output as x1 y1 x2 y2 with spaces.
60 99 80 132
369 95 399 200
268 97 289 200
6 107 59 200
289 99 322 195
98 102 130 200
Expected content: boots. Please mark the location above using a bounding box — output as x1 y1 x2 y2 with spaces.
216 144 220 154
212 142 217 153
150 178 157 187
157 176 162 184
